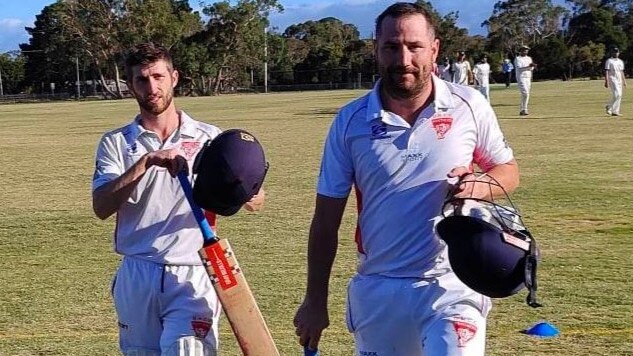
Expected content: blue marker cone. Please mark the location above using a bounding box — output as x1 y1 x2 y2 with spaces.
304 346 319 356
524 321 560 338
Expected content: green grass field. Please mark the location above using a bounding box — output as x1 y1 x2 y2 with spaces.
0 80 632 355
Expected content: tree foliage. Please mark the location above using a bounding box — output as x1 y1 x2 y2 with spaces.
483 0 569 55
4 0 633 96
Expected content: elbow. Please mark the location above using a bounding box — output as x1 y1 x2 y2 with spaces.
92 195 114 220
93 204 112 220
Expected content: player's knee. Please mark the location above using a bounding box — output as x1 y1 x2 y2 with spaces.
163 336 216 356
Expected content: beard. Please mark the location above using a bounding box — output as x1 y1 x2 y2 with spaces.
379 64 431 100
137 89 174 116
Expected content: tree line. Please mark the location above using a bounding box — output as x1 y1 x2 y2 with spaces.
0 0 631 97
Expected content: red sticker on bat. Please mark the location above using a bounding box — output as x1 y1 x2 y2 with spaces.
205 243 238 290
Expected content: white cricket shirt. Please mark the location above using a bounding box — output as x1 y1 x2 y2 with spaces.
473 63 491 87
514 56 533 80
452 61 471 85
317 76 514 277
92 112 222 265
605 58 625 86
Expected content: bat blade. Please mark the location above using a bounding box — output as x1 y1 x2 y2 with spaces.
199 238 279 355
178 172 279 355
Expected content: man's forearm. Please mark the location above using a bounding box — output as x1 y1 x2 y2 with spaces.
305 222 338 308
92 154 150 219
483 160 520 198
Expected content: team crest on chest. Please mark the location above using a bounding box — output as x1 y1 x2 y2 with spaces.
180 141 201 160
431 116 453 140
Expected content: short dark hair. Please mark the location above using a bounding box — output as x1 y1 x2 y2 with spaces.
375 2 437 39
124 42 173 80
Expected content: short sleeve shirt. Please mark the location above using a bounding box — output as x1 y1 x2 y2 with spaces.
452 61 471 85
514 56 533 80
317 76 514 277
605 58 625 85
92 111 222 265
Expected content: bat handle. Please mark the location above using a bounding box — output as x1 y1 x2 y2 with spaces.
304 346 319 356
177 171 218 243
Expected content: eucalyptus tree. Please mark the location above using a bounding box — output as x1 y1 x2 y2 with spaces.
483 0 569 55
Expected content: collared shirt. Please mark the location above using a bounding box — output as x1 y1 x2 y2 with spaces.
514 55 533 80
317 76 514 277
605 57 625 85
92 111 222 265
452 60 471 85
473 63 491 87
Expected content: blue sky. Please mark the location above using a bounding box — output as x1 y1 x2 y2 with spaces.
0 0 563 53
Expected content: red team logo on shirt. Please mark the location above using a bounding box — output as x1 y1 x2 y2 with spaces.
431 116 453 139
452 320 477 347
180 141 201 160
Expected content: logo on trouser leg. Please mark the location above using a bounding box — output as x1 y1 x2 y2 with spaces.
191 318 212 339
452 320 477 348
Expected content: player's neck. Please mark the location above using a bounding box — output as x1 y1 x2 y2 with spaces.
140 105 180 142
381 86 433 125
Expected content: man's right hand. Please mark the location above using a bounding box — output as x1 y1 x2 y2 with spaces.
145 148 188 177
293 299 329 351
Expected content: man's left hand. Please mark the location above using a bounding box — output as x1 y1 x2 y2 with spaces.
243 188 265 212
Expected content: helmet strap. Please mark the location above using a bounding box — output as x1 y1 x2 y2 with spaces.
525 241 542 308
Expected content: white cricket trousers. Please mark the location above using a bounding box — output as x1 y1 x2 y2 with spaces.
345 251 491 356
518 78 531 112
607 83 623 114
112 256 221 355
478 85 490 102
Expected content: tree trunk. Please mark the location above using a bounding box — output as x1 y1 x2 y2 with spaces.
113 63 124 99
213 67 222 95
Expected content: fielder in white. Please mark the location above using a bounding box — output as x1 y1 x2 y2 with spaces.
92 43 264 356
452 51 473 86
604 47 627 116
438 57 453 82
473 54 491 101
514 45 536 116
294 3 520 355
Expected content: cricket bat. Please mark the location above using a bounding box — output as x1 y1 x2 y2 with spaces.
178 172 280 356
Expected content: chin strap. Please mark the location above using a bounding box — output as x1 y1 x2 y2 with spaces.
524 239 542 308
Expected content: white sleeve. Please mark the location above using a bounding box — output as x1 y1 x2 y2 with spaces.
92 134 123 191
316 114 355 198
472 99 514 171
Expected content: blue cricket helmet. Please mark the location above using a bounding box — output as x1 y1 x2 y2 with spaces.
192 129 268 216
436 176 541 307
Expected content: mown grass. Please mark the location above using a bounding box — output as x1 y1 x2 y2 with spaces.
0 80 632 355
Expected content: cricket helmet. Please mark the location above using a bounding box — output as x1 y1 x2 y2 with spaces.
435 175 541 307
192 129 268 216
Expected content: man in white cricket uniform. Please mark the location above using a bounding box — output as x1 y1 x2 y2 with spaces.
473 54 491 101
92 43 264 356
514 45 536 116
452 51 472 86
604 47 627 116
294 3 520 355
438 57 453 82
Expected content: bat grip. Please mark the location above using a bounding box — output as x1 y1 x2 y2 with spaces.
177 171 218 244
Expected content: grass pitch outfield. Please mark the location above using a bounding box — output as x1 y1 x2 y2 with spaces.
0 80 632 356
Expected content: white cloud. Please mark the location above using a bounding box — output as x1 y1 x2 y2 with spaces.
0 18 24 29
0 18 29 53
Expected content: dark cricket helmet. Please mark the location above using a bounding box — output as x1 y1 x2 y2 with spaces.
192 129 268 216
435 176 541 307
